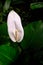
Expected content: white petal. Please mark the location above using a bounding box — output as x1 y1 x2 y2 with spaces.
7 10 24 42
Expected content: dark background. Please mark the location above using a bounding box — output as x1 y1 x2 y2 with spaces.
0 0 43 65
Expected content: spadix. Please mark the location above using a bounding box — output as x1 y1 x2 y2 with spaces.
7 10 24 42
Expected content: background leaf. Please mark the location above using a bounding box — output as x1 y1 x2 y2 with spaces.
3 0 11 12
30 2 43 10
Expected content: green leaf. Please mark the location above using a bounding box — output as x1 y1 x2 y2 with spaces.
0 23 8 35
0 43 20 65
3 0 11 12
30 2 43 10
0 23 9 44
20 20 43 49
12 0 24 4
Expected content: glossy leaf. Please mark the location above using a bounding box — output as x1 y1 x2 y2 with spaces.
20 20 43 49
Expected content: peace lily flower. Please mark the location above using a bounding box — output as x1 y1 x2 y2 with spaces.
7 10 24 43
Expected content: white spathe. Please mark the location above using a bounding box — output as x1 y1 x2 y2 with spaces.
7 10 24 42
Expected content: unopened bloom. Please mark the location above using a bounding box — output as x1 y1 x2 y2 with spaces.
7 10 24 42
